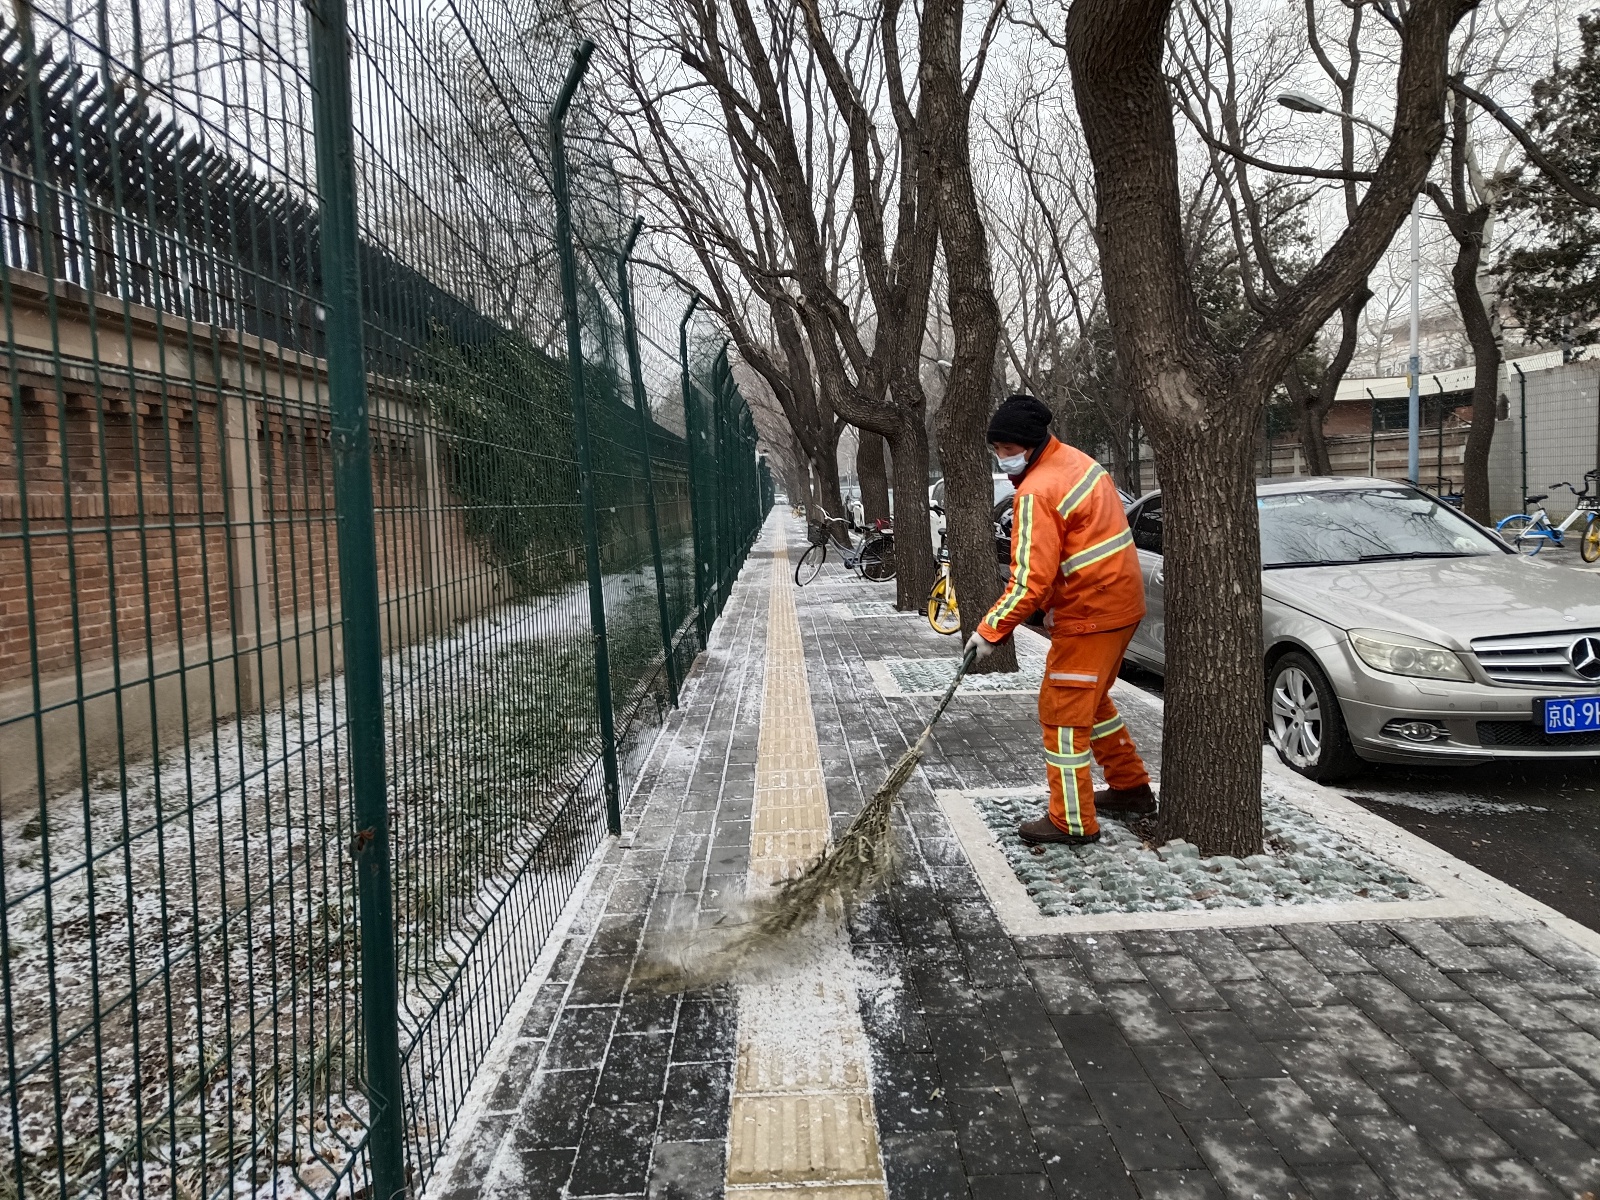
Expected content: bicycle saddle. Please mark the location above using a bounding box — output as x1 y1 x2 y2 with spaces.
1525 494 1548 505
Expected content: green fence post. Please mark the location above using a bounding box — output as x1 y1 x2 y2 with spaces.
305 1 409 1195
550 40 622 836
678 294 707 647
716 342 733 612
618 218 679 707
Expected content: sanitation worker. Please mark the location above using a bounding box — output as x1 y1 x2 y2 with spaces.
964 395 1153 844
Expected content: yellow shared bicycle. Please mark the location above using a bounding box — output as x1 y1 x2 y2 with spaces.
927 523 961 634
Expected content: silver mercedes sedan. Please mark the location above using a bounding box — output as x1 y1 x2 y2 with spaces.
1122 478 1600 781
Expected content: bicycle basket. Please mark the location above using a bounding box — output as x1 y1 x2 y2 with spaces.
807 521 830 547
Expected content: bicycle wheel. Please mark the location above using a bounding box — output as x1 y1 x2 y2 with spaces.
927 575 960 634
795 543 826 585
1582 513 1600 564
1497 514 1543 556
860 533 896 581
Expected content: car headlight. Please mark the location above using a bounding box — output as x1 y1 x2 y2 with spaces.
1348 629 1472 682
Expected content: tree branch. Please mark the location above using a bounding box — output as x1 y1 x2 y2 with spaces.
1449 74 1600 208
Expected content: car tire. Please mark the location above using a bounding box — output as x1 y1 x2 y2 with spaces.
1265 651 1363 784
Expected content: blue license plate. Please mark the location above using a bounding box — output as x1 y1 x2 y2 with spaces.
1542 696 1600 735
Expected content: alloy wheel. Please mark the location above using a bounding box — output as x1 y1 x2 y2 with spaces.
1270 665 1323 770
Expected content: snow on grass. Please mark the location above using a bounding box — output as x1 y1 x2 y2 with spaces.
0 575 669 1199
973 784 1432 917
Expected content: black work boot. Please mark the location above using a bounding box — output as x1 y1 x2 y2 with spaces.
1094 782 1156 815
1018 816 1101 846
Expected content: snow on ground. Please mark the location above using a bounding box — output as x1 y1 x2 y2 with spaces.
833 600 917 620
972 784 1431 917
1340 788 1548 816
871 655 1045 698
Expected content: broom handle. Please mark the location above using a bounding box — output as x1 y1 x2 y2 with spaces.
918 645 977 741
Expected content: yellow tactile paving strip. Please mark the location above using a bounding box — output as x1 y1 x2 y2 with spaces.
725 533 887 1196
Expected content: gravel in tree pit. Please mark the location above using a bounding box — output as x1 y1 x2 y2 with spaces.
973 785 1431 915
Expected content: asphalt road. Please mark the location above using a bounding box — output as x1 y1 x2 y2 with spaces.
1117 543 1600 932
1338 760 1600 930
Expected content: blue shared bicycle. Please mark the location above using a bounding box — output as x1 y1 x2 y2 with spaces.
1496 470 1600 562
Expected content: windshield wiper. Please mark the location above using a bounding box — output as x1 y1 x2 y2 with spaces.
1263 551 1479 569
1355 551 1477 562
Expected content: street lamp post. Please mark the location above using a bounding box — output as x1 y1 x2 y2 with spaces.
1276 91 1421 483
1408 195 1421 484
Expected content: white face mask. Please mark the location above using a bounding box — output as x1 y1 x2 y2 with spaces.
994 451 1028 475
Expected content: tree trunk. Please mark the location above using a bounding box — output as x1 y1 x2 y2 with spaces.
813 443 846 523
1452 212 1499 523
935 403 1016 674
1106 429 1133 498
1292 283 1372 478
857 430 892 524
1286 371 1333 476
888 418 936 610
1150 398 1265 856
926 3 1015 674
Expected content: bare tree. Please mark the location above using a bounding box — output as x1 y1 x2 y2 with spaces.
1420 2 1579 520
595 0 948 607
738 360 812 503
986 78 1149 491
925 0 1014 663
1064 0 1474 856
856 431 892 523
1168 0 1376 476
598 28 854 520
1428 82 1512 519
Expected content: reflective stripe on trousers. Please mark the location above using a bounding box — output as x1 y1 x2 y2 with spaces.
1041 702 1149 836
1044 725 1094 836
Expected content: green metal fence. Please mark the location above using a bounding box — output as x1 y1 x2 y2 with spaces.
0 4 767 1196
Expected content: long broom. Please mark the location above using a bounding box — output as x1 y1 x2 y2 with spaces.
642 646 977 986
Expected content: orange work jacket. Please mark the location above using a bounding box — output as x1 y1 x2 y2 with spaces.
978 436 1145 643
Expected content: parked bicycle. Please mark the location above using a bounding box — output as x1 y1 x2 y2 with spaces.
924 504 1020 633
1496 470 1600 562
795 507 896 585
926 512 960 634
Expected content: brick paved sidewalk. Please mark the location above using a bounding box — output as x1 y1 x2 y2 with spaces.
433 513 1600 1200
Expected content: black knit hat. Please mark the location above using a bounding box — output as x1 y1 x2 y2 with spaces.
986 394 1053 448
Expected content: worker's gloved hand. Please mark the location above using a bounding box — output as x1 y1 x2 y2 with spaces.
964 630 998 663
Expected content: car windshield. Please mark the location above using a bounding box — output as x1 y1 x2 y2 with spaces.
1259 488 1504 568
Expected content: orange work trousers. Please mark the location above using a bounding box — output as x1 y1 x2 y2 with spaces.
1038 623 1150 836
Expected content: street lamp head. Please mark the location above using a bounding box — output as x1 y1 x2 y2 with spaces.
1276 90 1331 115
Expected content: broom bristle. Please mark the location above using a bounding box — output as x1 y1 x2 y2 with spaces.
639 650 971 992
636 735 929 990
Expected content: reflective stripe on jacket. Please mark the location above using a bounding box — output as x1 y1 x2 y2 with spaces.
979 436 1145 642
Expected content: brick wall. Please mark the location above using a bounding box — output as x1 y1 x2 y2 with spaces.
0 371 234 686
0 271 498 810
